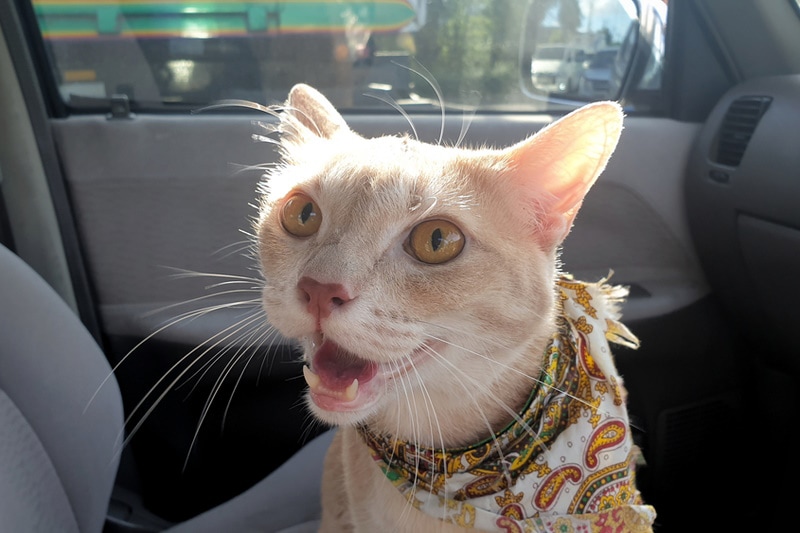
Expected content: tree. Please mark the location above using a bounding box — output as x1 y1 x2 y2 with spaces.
411 0 527 105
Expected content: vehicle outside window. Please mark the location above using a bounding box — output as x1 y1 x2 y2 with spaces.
530 44 585 95
577 47 618 99
29 0 666 113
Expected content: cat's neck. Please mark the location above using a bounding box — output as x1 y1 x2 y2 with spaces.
364 325 555 449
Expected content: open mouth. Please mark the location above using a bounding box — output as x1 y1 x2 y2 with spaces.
302 335 430 413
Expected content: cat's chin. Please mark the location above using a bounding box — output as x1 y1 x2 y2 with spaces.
301 336 435 426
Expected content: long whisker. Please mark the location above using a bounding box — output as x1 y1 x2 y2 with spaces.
116 308 269 454
261 327 292 377
193 99 280 117
298 410 326 446
422 342 531 434
403 353 448 523
417 319 515 351
387 362 402 469
174 308 267 393
142 291 261 319
427 324 641 443
257 334 294 385
183 316 271 470
405 353 446 460
251 134 282 147
221 325 283 427
397 361 421 483
418 344 517 490
390 359 423 531
456 102 479 148
158 267 263 283
272 104 324 137
362 93 419 142
425 332 618 423
427 333 540 380
210 240 258 260
392 59 445 145
85 297 262 413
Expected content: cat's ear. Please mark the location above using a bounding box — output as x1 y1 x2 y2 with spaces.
503 101 623 248
284 84 349 139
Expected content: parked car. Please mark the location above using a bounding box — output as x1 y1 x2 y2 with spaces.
530 44 586 94
578 47 619 99
1 0 798 532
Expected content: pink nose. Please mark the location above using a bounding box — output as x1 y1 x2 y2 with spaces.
297 277 353 323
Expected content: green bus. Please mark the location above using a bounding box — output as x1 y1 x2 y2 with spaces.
33 0 419 107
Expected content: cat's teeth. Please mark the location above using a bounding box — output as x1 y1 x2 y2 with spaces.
344 379 359 401
303 366 359 402
302 365 321 390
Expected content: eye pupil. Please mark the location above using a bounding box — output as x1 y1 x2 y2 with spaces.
300 202 314 224
431 228 443 251
280 193 322 237
405 219 464 264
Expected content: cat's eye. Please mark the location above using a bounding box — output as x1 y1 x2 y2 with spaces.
405 219 465 264
280 193 322 237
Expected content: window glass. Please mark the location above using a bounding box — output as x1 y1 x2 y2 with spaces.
30 0 667 113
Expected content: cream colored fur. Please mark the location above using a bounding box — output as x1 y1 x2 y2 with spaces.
256 84 624 531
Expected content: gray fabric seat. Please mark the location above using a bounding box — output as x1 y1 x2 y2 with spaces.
0 243 332 532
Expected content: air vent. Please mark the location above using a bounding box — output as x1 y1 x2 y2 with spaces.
714 95 772 167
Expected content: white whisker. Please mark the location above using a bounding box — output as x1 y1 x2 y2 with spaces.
158 267 263 283
251 134 282 146
183 319 271 470
116 308 269 455
210 240 258 261
417 319 515 351
425 331 615 419
84 297 262 414
419 344 515 482
193 99 280 117
456 100 479 148
220 325 283 427
257 337 295 386
403 352 449 523
274 104 324 137
393 59 446 145
362 92 419 142
388 359 423 533
174 309 267 394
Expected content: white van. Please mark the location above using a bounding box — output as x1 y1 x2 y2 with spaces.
530 44 585 94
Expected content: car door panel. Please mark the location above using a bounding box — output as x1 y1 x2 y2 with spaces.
53 113 707 347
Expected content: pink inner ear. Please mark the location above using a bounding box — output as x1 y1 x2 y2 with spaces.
504 101 624 246
286 84 349 139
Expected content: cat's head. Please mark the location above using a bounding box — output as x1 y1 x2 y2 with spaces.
256 84 622 444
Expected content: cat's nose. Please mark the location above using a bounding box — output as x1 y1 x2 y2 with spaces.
297 277 353 323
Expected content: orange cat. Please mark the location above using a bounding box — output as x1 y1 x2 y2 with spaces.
256 84 655 532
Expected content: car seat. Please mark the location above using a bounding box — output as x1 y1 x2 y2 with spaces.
0 243 332 532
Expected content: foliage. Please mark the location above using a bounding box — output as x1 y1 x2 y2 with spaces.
409 0 528 105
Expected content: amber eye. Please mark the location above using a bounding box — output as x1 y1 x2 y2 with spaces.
405 219 465 264
280 193 322 237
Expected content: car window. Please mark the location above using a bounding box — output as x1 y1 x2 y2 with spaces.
28 0 667 113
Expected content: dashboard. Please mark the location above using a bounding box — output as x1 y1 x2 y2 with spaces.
687 74 800 374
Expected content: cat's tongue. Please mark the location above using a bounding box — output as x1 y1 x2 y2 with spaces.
303 340 378 403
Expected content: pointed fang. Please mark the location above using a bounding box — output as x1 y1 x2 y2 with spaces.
344 379 359 401
302 365 321 390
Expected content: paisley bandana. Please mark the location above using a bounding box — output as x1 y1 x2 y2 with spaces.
359 275 656 532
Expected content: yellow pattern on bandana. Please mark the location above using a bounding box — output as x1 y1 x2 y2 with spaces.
360 275 656 532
